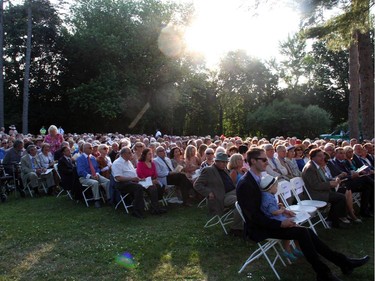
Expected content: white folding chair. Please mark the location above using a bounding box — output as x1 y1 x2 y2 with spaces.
290 177 330 229
115 192 134 213
235 202 287 280
22 174 48 197
54 163 73 200
277 180 319 235
204 208 235 235
164 185 183 204
352 192 361 208
82 184 105 207
197 197 207 208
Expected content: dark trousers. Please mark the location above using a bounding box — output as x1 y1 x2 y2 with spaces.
146 184 165 209
267 227 346 278
345 176 374 213
167 173 193 203
115 181 145 212
327 191 346 222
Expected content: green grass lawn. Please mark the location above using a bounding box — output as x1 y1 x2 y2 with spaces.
0 195 373 281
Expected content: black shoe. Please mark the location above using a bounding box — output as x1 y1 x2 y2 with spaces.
150 208 160 215
33 188 40 197
94 201 101 208
360 211 373 218
157 207 167 214
316 273 342 281
132 210 145 219
331 221 351 229
341 255 370 275
1 193 7 202
229 229 243 237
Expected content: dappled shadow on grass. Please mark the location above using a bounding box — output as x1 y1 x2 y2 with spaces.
0 196 373 280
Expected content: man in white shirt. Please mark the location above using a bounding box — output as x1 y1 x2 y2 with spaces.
111 147 145 218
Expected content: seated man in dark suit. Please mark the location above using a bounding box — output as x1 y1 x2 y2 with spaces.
2 140 24 196
54 141 69 162
302 148 348 228
58 146 84 201
352 144 374 172
237 147 369 281
108 142 119 163
363 143 374 166
332 147 373 217
194 152 243 236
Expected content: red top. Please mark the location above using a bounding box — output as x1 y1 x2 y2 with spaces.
136 161 158 179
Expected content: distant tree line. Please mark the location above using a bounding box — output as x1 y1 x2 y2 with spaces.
0 0 373 139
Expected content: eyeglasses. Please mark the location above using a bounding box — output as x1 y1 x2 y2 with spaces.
206 152 214 155
255 157 268 162
295 149 302 151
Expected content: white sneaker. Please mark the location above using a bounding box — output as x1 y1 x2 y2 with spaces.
339 217 351 224
167 197 183 204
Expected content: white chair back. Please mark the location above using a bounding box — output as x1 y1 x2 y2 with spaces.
290 177 304 196
276 180 292 201
54 163 61 180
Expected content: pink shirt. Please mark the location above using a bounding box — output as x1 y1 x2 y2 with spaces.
44 133 64 154
136 161 158 179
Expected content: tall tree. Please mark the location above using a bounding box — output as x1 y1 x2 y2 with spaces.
357 29 374 140
63 0 193 133
0 0 4 128
348 34 360 139
22 0 32 134
300 0 374 138
4 0 69 133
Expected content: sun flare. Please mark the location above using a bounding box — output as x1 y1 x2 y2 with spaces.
183 0 300 67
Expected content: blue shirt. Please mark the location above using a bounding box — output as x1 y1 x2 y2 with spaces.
260 192 287 222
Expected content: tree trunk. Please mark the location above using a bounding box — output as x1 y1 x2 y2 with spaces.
0 0 4 128
348 32 360 140
22 1 32 134
358 31 374 140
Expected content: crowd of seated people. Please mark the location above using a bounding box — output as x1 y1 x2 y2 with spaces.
0 125 373 227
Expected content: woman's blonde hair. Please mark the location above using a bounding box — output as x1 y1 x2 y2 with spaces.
184 144 197 160
98 144 108 151
227 153 243 170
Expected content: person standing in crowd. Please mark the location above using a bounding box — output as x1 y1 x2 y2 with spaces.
44 125 64 155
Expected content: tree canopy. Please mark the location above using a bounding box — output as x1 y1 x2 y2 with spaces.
0 0 371 139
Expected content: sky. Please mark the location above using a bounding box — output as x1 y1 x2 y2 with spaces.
12 0 303 67
182 0 301 66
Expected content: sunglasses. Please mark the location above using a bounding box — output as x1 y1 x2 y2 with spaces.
206 152 214 155
255 157 268 162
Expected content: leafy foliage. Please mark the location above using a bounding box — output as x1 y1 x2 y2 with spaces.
217 50 280 136
247 99 332 138
3 0 66 130
1 0 367 137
